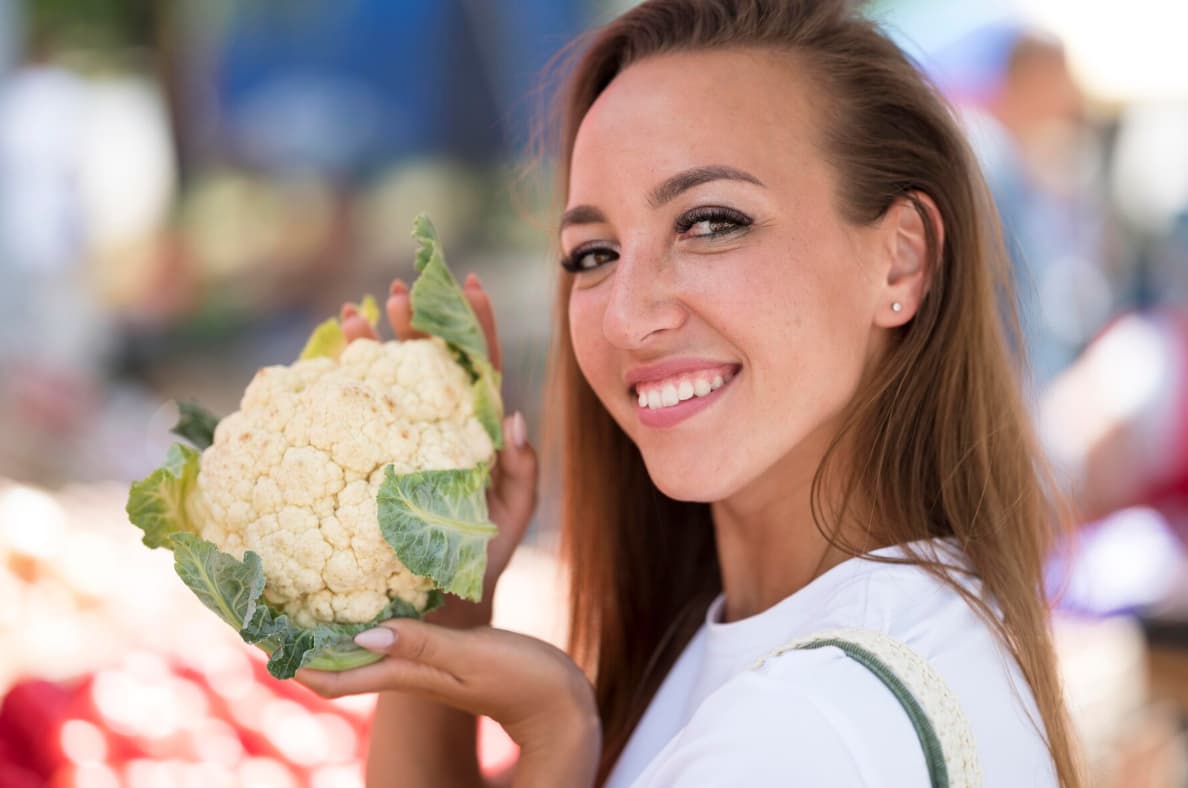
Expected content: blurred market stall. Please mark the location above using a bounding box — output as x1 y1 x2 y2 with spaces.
2 0 1188 785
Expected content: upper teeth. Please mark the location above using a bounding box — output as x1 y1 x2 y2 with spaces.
636 371 733 410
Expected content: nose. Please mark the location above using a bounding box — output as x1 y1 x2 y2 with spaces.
601 244 687 350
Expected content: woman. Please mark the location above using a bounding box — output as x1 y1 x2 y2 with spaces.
298 0 1082 785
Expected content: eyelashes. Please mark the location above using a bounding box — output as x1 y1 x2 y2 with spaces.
560 205 753 274
561 242 618 273
673 205 753 236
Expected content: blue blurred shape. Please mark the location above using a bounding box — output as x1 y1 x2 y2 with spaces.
874 0 1023 99
214 0 584 177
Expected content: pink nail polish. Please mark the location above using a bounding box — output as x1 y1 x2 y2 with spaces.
354 627 396 651
511 411 527 448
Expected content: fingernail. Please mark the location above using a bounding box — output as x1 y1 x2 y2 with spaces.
465 272 482 289
354 627 396 651
342 304 358 319
390 280 407 296
510 411 527 449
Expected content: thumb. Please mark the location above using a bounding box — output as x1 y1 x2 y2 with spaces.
297 619 472 699
355 619 470 676
328 619 477 704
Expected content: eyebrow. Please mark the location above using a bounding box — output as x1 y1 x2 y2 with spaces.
559 164 765 231
559 204 607 230
648 164 765 207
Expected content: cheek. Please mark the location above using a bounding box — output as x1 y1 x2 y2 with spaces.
567 291 612 394
728 240 876 415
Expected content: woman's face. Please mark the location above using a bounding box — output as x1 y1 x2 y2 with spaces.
564 48 899 503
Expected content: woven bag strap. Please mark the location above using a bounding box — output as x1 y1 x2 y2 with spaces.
751 627 982 788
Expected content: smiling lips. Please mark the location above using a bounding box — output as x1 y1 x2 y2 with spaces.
623 360 741 427
634 367 736 409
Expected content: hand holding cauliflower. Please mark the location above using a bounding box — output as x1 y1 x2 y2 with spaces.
127 215 504 678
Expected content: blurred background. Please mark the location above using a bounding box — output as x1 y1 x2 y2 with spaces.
0 0 1186 785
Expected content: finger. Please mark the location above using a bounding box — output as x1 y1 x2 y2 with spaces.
367 618 465 671
341 303 378 341
385 279 429 341
295 653 461 703
489 411 537 542
464 274 503 372
296 620 471 700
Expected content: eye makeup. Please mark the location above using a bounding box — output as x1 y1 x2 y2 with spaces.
559 204 755 273
674 205 753 237
560 242 620 273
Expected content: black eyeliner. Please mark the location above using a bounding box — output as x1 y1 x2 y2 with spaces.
674 205 753 235
561 205 753 272
561 240 619 273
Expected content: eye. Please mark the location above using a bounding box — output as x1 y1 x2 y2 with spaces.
560 243 619 273
674 206 753 239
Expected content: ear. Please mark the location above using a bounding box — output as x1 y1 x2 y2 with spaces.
874 192 942 328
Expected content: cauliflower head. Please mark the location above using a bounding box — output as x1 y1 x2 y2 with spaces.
187 336 494 629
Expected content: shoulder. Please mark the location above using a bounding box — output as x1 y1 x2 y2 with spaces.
633 552 1058 786
633 647 929 787
843 559 1059 786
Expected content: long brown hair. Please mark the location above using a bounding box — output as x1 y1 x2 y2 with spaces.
542 1 1081 785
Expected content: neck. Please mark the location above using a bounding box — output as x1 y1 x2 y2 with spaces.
710 419 872 623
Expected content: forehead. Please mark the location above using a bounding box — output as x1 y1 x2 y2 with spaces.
569 47 824 198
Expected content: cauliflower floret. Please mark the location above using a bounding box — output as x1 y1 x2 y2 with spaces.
193 337 493 625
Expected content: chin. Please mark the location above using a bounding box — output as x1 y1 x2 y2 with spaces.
643 461 740 503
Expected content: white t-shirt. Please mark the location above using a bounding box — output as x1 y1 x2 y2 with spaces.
605 540 1058 787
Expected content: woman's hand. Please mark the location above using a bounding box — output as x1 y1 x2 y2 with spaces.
341 274 538 627
297 620 601 788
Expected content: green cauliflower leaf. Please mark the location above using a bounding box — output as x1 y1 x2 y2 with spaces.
298 294 381 361
410 214 489 362
172 401 220 450
171 532 264 630
409 214 503 448
171 534 431 679
376 464 496 602
126 443 201 549
470 357 504 450
298 317 347 361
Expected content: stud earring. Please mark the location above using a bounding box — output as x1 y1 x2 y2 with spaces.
891 302 903 313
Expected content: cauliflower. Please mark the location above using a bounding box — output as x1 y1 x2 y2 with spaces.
126 215 503 678
188 335 493 629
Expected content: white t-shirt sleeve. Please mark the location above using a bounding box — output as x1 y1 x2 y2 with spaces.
629 649 931 787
